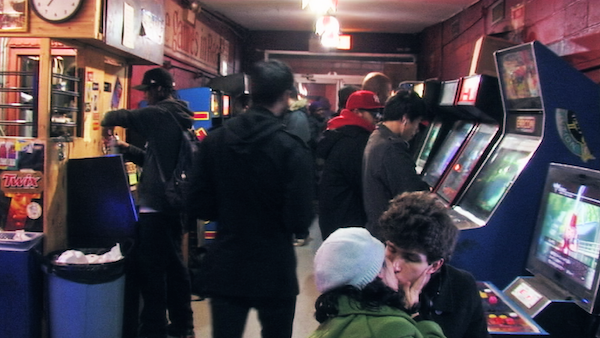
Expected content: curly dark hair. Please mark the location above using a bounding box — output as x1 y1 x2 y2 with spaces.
314 278 405 324
378 191 458 263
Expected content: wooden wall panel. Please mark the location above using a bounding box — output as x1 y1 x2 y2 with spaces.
1 0 101 39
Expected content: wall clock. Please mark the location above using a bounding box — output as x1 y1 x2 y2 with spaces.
31 0 84 23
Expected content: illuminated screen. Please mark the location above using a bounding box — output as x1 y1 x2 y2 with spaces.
211 92 221 117
416 120 443 174
456 75 481 105
496 45 542 110
422 120 475 188
439 80 459 106
457 135 538 222
527 164 600 314
413 83 425 98
437 123 499 204
222 95 230 116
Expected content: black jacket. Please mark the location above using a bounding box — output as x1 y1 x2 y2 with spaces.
188 106 315 297
421 264 491 338
101 99 193 212
362 123 430 237
316 125 371 239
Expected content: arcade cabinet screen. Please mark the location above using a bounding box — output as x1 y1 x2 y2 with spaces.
413 83 425 97
211 91 221 117
222 95 230 117
416 120 443 175
439 80 459 106
437 123 499 204
496 45 542 110
422 120 475 188
457 134 538 222
527 163 600 314
456 75 481 106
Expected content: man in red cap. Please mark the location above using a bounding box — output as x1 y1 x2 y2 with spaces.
316 90 383 240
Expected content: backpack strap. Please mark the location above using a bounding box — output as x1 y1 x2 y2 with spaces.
153 104 189 184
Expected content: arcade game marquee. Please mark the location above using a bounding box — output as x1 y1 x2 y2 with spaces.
447 41 600 291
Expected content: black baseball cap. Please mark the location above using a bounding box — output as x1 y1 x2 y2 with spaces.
133 67 175 91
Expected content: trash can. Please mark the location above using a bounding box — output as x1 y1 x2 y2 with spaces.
44 247 126 338
0 231 44 338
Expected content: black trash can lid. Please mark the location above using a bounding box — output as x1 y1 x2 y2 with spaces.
44 248 125 285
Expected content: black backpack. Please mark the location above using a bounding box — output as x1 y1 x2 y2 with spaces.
157 111 201 210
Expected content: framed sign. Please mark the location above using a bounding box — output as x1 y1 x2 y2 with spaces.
0 0 27 32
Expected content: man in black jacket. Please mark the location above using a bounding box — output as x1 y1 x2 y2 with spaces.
316 90 383 240
187 60 315 338
362 91 431 239
101 67 195 338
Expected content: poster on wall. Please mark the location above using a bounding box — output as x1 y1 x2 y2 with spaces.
0 139 45 232
0 0 27 32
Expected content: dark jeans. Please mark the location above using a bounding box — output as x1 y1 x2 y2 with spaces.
210 294 296 338
136 212 194 338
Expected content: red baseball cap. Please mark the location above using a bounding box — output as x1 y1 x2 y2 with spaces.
346 90 384 111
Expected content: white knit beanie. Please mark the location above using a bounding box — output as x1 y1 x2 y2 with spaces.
314 227 385 293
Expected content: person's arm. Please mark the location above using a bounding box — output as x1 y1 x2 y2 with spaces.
284 140 315 236
186 134 218 221
101 108 137 129
382 143 430 195
372 315 447 338
412 320 448 338
117 140 145 166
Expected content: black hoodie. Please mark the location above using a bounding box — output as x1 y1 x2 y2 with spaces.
101 99 193 212
188 106 315 297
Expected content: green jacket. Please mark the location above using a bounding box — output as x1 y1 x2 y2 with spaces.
310 295 447 338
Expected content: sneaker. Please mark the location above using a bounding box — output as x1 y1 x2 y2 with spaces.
167 327 195 338
167 330 195 338
293 237 308 246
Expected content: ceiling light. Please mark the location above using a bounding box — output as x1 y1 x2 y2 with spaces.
315 15 339 36
302 0 337 14
320 30 340 48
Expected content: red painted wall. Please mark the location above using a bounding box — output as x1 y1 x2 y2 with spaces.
419 0 600 83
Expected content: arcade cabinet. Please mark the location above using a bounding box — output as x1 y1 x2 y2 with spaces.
478 281 548 337
448 41 600 288
433 74 503 205
409 79 444 174
487 163 600 337
177 87 224 139
422 74 503 194
415 79 470 175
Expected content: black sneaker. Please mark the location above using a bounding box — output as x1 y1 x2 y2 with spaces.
167 329 195 338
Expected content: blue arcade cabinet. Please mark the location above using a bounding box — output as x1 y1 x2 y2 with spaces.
177 87 223 140
448 41 600 289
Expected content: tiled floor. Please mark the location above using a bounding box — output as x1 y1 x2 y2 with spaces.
191 218 323 338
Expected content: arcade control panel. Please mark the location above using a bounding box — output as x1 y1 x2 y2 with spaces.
477 281 548 337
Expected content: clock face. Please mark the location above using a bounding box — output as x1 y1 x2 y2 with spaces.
31 0 84 23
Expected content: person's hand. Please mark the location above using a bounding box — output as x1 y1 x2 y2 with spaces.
114 139 130 150
102 126 114 139
378 256 400 291
402 267 432 310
